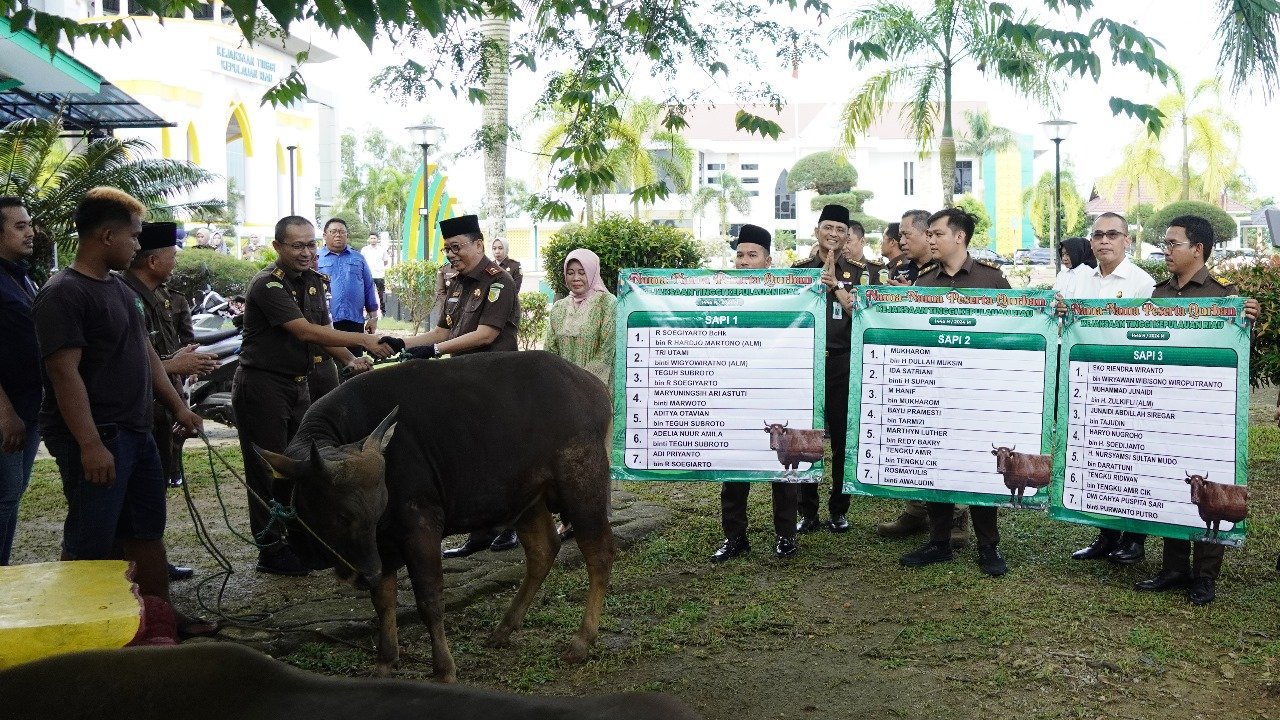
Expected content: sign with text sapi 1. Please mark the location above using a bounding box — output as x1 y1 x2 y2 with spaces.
847 287 1058 508
612 268 826 483
1052 298 1250 546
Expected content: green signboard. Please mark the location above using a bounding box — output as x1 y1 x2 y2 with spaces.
846 287 1059 508
611 268 826 482
1051 298 1251 546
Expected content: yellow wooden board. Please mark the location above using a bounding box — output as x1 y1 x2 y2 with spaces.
0 560 141 669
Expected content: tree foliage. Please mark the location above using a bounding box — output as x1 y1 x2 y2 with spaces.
787 151 858 194
953 195 992 249
836 0 1060 209
542 215 703 296
0 117 223 276
168 250 264 303
1023 170 1088 247
692 172 751 238
1142 200 1239 246
385 259 442 333
330 128 419 243
1218 255 1280 387
809 191 874 214
518 291 550 350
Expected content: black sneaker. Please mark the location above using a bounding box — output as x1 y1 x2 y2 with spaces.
256 543 310 576
900 540 953 568
977 544 1008 577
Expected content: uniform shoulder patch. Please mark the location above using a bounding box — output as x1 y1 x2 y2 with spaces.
1211 274 1232 287
485 265 501 276
266 281 284 290
849 259 866 269
271 268 285 280
918 263 937 275
976 258 1002 270
318 272 330 282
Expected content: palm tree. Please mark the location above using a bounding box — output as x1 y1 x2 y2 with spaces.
691 172 751 238
1023 170 1087 246
835 0 1057 208
1098 133 1180 219
0 117 222 272
1156 76 1241 203
479 15 510 238
955 110 1016 181
353 164 415 242
538 95 692 224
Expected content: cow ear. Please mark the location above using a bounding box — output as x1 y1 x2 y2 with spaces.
362 407 399 455
254 445 305 480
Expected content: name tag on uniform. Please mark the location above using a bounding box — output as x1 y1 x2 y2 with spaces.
832 301 843 320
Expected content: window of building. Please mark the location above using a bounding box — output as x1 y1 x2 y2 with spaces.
707 176 719 184
954 160 973 195
741 163 759 171
774 169 796 220
742 177 758 184
903 161 915 196
747 190 759 197
706 163 725 171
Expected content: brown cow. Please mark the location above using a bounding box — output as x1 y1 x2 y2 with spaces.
1185 472 1248 539
764 421 824 477
0 643 703 719
990 445 1052 506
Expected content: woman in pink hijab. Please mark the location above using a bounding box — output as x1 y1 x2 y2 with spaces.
544 248 616 540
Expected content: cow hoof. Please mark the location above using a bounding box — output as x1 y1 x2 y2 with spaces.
561 639 591 664
373 662 393 678
484 629 513 648
433 668 458 684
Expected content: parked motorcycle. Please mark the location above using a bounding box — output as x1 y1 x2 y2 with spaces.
186 315 241 429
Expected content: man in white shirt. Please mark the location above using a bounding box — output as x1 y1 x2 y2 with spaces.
361 232 389 309
1068 213 1154 300
1066 212 1154 565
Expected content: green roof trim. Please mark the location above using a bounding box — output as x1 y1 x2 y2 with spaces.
2 22 103 93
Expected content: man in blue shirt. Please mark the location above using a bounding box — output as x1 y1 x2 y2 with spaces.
0 197 39 565
317 218 380 355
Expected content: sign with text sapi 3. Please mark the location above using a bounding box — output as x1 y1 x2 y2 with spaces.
612 268 826 483
1053 298 1251 546
847 287 1059 508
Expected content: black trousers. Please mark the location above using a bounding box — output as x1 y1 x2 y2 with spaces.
1161 538 1225 579
799 351 850 519
1097 528 1147 545
721 482 798 539
231 367 310 545
308 357 339 400
373 278 385 310
334 319 366 358
927 502 999 546
151 403 180 482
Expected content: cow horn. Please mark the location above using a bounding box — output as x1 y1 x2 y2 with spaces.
252 444 306 480
1009 445 1015 452
363 407 400 454
992 444 998 450
783 420 788 428
1186 471 1194 479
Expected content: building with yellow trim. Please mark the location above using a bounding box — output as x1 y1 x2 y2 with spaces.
23 0 340 244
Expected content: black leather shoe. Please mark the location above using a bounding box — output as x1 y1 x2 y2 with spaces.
900 540 953 568
977 544 1007 577
796 516 822 534
1107 540 1146 565
827 514 852 533
1188 577 1217 605
710 536 750 563
256 543 310 576
168 563 194 581
775 535 798 558
443 532 496 559
1134 569 1191 592
489 529 519 552
1071 537 1117 560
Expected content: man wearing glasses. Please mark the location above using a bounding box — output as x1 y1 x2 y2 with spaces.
233 216 393 576
395 214 521 558
318 218 381 357
1133 215 1258 605
1068 212 1155 565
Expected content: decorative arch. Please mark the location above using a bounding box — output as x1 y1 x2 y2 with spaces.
402 162 455 263
160 127 172 158
276 142 286 174
227 102 254 157
186 123 200 164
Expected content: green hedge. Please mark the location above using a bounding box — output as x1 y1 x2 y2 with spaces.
385 260 442 333
1130 257 1171 284
169 250 265 303
1140 200 1238 246
542 215 703 296
519 292 549 351
1217 257 1280 387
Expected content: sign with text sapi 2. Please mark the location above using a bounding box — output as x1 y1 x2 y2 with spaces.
214 46 278 85
1052 298 1251 546
612 268 826 483
847 287 1059 508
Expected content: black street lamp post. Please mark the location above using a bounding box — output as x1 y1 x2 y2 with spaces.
286 145 297 215
406 124 444 265
1040 119 1075 274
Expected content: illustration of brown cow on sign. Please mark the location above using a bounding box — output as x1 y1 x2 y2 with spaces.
763 422 823 478
990 445 1052 507
1184 472 1249 539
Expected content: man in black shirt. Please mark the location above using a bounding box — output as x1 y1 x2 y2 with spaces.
0 197 40 565
34 187 211 634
